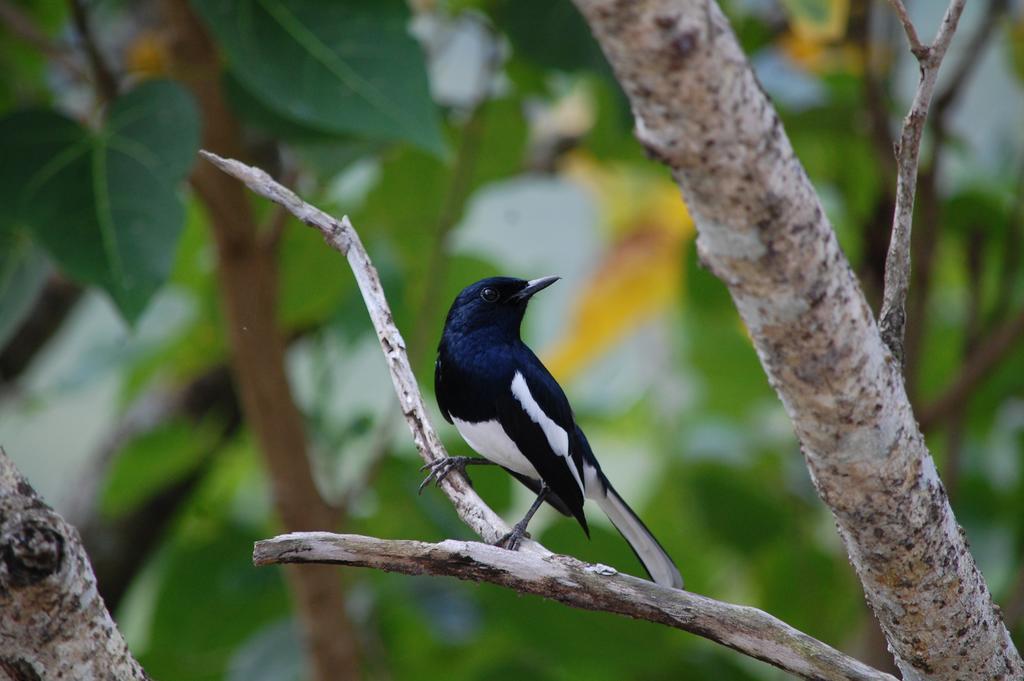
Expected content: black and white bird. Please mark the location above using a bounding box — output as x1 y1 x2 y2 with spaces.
424 275 683 589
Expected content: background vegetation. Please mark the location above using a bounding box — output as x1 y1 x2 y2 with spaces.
1 0 1022 678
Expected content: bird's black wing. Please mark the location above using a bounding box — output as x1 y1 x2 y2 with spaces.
493 350 589 534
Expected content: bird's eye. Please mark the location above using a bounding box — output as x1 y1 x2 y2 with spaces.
480 287 499 303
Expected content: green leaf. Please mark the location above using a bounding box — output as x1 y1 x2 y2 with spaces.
226 619 305 681
0 80 200 322
0 109 85 233
293 137 384 177
139 524 291 681
689 462 790 551
493 0 607 72
100 419 219 518
193 0 446 156
277 213 354 328
945 188 1007 239
0 2 67 110
222 72 338 143
0 232 50 349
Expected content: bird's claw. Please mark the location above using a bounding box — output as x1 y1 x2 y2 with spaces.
496 523 530 551
418 456 473 494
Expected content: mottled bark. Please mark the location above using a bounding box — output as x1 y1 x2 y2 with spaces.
568 0 1021 678
0 449 147 680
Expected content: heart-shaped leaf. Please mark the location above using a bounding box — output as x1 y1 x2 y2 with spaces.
0 80 200 322
193 0 445 156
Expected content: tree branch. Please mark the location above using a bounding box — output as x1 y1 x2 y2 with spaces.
199 150 899 679
884 0 927 58
0 448 147 679
567 0 1020 677
256 532 896 681
877 0 967 365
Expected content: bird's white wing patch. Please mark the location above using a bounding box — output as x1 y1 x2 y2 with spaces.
583 460 603 499
452 417 541 480
511 371 584 493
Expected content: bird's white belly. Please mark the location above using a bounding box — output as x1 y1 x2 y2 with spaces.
451 417 540 480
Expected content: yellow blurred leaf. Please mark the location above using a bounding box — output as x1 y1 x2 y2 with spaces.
779 30 864 75
776 0 865 75
542 155 695 381
126 30 170 78
781 0 849 42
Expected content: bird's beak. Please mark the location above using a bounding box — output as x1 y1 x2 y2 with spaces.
511 275 560 302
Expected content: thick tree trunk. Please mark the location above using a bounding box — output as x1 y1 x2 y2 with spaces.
0 449 148 680
569 0 1022 678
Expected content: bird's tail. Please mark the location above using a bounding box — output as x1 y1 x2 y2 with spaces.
591 473 684 589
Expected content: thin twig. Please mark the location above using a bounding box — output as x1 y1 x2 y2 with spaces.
256 532 897 681
877 0 967 365
258 167 299 252
884 0 926 57
199 150 515 546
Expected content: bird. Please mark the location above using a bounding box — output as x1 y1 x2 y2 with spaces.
423 275 683 589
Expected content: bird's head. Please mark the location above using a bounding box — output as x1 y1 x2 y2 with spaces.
442 275 560 340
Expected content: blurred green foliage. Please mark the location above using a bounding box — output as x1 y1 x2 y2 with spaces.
1 0 1022 680
0 80 199 320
